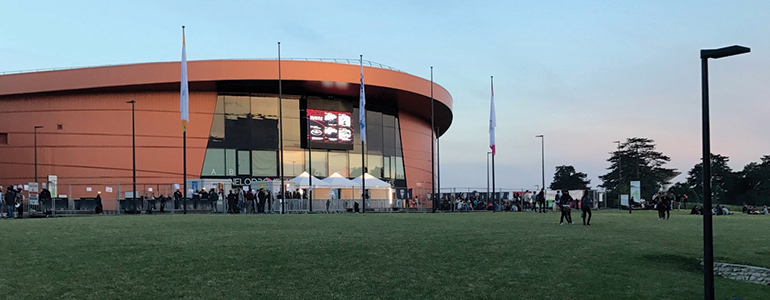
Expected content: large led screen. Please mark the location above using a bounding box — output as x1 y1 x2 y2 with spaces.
306 109 354 150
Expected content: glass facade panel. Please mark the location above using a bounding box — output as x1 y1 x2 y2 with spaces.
252 150 276 176
349 154 363 178
238 150 250 175
283 150 305 177
305 150 328 177
201 149 225 176
225 149 236 176
383 157 391 179
224 96 250 115
395 156 405 179
368 154 384 178
203 93 405 185
328 152 348 177
251 96 279 119
210 113 225 139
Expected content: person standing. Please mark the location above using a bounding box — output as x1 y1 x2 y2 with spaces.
4 186 15 219
246 189 255 214
581 190 592 226
237 187 245 214
559 190 573 225
94 192 103 214
173 189 183 210
226 190 236 214
16 187 25 218
208 188 219 213
537 189 546 213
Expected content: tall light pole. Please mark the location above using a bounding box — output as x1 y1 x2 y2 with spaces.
613 140 621 210
486 151 491 204
536 135 544 192
34 125 43 186
700 44 750 300
127 100 136 211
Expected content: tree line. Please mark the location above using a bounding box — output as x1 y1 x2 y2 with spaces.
547 137 770 206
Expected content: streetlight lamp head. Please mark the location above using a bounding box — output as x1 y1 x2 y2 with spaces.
701 45 750 59
126 100 136 104
535 135 543 138
35 125 44 129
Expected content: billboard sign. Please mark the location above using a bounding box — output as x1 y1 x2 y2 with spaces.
306 109 354 150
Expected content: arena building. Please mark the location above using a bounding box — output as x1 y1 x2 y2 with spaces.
0 59 452 210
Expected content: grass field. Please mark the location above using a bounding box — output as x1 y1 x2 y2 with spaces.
1 210 768 299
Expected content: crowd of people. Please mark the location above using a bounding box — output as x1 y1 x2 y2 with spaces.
1 186 24 219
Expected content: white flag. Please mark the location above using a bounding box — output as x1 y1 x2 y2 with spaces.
359 57 366 143
489 77 496 155
180 27 189 132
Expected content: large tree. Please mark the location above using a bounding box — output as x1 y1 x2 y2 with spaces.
549 165 590 190
599 137 679 201
686 153 734 204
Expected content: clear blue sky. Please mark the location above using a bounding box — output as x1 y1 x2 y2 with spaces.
2 0 769 191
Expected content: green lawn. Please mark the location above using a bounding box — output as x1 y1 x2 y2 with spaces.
1 210 768 299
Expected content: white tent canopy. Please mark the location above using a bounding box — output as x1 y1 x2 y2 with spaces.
323 172 357 188
351 173 392 189
290 171 330 188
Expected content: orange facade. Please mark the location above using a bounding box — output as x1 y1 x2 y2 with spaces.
0 60 452 208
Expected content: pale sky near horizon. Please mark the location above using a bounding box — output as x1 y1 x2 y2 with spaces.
2 0 769 191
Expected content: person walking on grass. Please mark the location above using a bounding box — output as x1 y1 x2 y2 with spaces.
558 190 573 225
581 190 592 226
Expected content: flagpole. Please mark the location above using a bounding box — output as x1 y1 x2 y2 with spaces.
491 76 496 212
430 66 435 213
181 25 188 215
278 42 285 214
360 55 366 213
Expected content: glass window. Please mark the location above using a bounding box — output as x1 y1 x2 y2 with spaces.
367 123 383 155
201 149 225 176
281 116 301 148
305 150 328 177
390 156 397 179
251 96 279 119
225 149 236 176
395 156 405 179
328 152 348 177
214 96 225 114
383 126 395 156
283 150 305 177
383 157 391 179
383 114 395 128
238 150 250 175
282 98 300 119
252 150 276 176
368 154 384 178
210 113 225 140
224 96 250 115
349 154 363 178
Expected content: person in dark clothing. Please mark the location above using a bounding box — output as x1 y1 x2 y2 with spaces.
208 189 219 213
354 201 360 213
227 190 236 214
15 187 24 218
95 192 103 214
173 189 183 209
157 194 166 213
559 190 573 225
5 187 16 219
581 190 592 226
537 189 546 213
665 193 673 220
257 188 267 213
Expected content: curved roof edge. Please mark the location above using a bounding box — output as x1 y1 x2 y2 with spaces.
0 59 453 135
